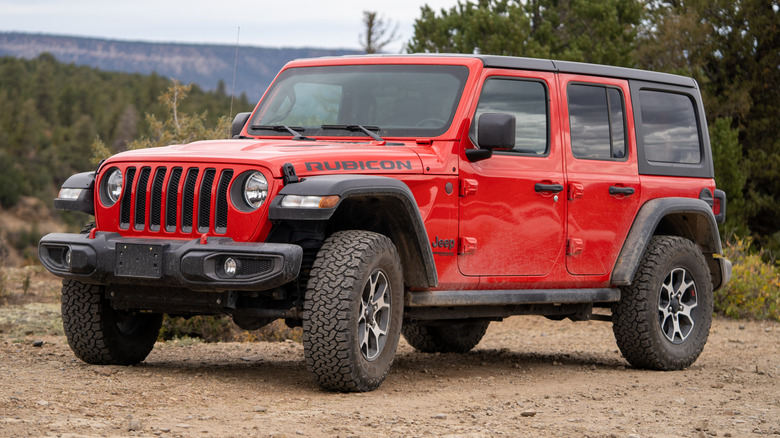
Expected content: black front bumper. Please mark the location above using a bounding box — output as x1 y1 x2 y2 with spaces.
38 232 303 292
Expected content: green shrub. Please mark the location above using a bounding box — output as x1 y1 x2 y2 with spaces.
715 238 780 321
159 315 302 343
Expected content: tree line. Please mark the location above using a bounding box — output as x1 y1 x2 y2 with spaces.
406 0 779 255
0 53 251 209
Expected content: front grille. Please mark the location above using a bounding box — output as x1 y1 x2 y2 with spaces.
150 167 167 231
181 168 199 233
118 165 237 236
198 169 216 233
134 167 151 230
215 170 233 234
166 168 183 233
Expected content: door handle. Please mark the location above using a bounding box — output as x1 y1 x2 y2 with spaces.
535 183 564 193
609 186 635 196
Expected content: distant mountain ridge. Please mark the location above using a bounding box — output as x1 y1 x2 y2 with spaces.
0 32 361 101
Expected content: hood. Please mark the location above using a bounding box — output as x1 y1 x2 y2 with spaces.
103 139 425 178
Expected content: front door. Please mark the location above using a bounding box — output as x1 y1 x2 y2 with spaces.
458 70 566 277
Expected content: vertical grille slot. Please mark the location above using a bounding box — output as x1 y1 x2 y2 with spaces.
198 169 216 233
181 168 200 233
149 167 167 231
166 168 182 232
134 167 151 230
119 167 137 229
215 170 233 234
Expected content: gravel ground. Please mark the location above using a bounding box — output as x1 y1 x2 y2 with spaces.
0 268 778 437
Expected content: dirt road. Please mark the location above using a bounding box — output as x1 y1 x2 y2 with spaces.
1 302 778 438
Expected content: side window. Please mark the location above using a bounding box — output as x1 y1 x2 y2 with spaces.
471 78 548 155
639 90 701 164
568 84 626 160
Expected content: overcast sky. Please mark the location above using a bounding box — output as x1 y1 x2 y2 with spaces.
1 0 461 52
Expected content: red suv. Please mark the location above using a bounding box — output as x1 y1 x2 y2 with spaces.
40 55 731 392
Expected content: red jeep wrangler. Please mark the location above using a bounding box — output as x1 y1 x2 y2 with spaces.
40 55 731 392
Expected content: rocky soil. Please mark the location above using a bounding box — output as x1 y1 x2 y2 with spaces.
0 268 778 438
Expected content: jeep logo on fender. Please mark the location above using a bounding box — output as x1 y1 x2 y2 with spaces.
431 236 455 250
304 160 413 172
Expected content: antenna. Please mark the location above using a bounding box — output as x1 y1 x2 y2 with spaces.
229 26 240 137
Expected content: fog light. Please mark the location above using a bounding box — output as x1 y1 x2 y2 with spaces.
64 249 72 269
224 257 237 277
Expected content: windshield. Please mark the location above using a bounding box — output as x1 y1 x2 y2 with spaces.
248 64 469 138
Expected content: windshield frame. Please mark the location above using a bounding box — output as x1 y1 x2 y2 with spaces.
246 64 470 140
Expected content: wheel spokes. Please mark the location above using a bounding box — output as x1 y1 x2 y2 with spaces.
359 270 392 361
658 267 698 344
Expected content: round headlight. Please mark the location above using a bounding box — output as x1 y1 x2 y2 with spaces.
243 171 268 209
105 169 123 206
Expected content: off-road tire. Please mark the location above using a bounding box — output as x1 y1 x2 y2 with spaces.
402 320 490 353
61 279 162 365
612 236 713 370
302 230 403 392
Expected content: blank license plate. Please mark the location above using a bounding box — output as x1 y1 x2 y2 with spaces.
115 243 163 279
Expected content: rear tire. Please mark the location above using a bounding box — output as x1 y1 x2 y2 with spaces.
612 236 713 370
402 320 489 353
62 280 162 365
302 230 403 392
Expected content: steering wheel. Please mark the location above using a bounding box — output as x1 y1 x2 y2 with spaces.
415 118 446 127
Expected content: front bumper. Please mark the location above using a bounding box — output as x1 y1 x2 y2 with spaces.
38 232 302 292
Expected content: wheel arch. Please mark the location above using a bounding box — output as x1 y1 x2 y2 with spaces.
268 175 438 289
612 198 728 289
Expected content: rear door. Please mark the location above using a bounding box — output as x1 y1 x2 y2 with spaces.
560 75 641 275
458 70 566 276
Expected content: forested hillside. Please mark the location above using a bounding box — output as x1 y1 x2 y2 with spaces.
0 32 361 101
0 54 253 209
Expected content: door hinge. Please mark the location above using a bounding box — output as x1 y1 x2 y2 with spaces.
567 238 583 256
459 237 478 255
460 179 479 197
568 183 584 200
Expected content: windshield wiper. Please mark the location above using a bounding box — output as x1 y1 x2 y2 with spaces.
321 125 384 142
250 125 315 141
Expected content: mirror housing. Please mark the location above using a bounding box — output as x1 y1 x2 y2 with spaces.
478 113 515 149
231 112 252 138
466 113 516 162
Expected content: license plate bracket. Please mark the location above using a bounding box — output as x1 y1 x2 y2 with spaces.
115 243 163 279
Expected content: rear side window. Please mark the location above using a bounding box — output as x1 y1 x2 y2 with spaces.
638 90 701 164
568 84 627 160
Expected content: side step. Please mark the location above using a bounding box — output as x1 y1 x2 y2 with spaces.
406 288 620 307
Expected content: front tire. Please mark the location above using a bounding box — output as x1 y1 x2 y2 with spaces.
62 280 162 365
302 231 403 392
612 236 713 370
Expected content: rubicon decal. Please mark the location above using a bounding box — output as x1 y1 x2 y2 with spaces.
304 160 413 172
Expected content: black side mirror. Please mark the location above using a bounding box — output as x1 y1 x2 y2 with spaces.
478 113 515 149
231 112 252 138
466 113 516 162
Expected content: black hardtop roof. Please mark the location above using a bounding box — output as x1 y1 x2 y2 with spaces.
301 53 697 89
480 55 697 88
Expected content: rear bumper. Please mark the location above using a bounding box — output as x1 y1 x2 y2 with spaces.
38 232 302 292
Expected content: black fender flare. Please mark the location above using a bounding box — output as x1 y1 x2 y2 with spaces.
54 171 96 215
612 198 725 287
268 174 438 288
